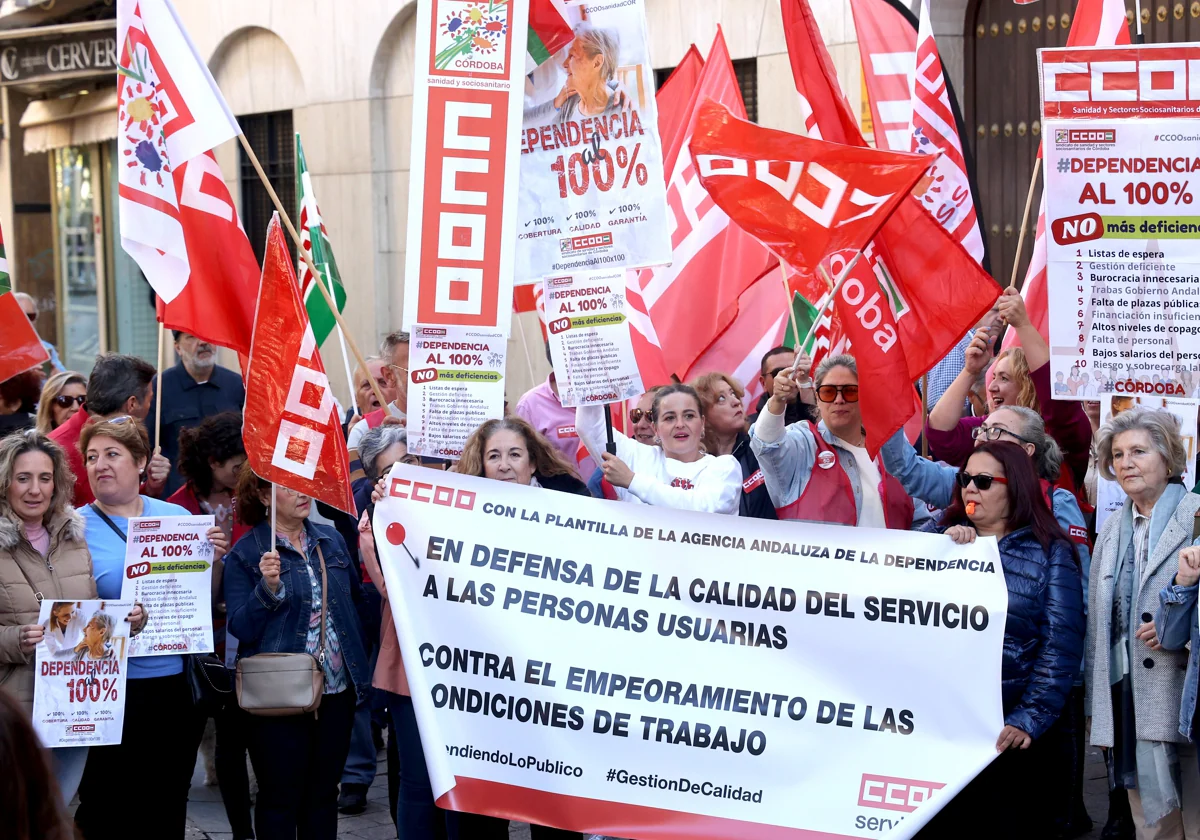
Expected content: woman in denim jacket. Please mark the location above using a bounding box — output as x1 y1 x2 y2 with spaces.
1156 535 1200 767
224 465 369 840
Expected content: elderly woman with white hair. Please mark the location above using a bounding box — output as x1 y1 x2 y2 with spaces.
525 24 623 125
1089 407 1200 838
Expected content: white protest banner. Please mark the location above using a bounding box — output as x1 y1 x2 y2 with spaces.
402 0 529 335
374 465 1007 838
1095 394 1198 532
544 269 644 408
407 324 506 459
1040 44 1200 398
121 514 215 656
33 600 134 748
517 0 670 276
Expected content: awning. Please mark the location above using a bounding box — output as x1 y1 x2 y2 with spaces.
20 87 117 154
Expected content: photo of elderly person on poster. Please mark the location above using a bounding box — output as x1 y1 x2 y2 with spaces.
526 24 627 124
73 610 116 661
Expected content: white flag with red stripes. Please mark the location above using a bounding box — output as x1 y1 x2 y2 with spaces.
909 0 985 263
1008 0 1130 349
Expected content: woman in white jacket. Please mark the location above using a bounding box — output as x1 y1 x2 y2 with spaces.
576 384 742 515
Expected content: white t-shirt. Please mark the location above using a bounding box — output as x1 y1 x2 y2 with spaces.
346 402 406 450
833 435 886 529
575 405 741 515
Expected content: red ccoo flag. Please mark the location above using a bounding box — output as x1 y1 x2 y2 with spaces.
689 99 935 282
782 0 999 454
0 292 50 383
1004 0 1131 351
242 215 356 515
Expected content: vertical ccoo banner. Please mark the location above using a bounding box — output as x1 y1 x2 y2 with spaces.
403 0 531 336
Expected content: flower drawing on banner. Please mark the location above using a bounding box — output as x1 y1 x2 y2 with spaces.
434 1 509 69
911 128 967 229
487 351 504 369
118 36 174 192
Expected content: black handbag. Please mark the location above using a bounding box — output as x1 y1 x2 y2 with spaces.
187 653 234 716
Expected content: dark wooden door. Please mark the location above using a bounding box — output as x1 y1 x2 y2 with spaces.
965 0 1200 289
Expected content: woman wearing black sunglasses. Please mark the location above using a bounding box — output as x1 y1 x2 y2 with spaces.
919 440 1084 838
750 354 924 529
34 371 86 434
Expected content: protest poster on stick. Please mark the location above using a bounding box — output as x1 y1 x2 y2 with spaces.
1040 44 1200 397
402 0 529 334
406 324 506 459
121 515 215 657
33 600 134 748
374 465 1007 838
544 269 644 408
517 0 670 277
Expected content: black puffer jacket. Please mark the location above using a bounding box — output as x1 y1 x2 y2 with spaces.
732 432 777 520
537 472 592 496
977 526 1084 739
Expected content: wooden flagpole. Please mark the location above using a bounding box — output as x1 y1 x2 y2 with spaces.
809 251 865 358
1010 156 1042 292
153 322 165 455
920 373 930 459
779 264 803 352
236 133 390 414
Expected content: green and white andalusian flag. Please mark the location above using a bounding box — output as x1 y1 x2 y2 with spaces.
0 219 10 295
296 133 345 346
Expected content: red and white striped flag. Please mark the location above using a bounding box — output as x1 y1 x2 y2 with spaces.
909 0 985 263
1006 0 1130 349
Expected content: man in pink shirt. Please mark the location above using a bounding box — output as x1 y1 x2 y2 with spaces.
515 346 598 481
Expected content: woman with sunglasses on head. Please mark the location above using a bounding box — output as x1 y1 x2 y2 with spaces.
926 288 1093 489
918 441 1084 838
223 467 370 840
1087 408 1200 838
691 373 776 520
576 383 741 514
35 371 86 434
751 354 925 529
73 415 226 840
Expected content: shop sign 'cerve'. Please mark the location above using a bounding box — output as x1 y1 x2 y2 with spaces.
0 30 117 85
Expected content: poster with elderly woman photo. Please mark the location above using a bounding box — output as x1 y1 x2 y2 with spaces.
518 0 670 276
32 599 135 748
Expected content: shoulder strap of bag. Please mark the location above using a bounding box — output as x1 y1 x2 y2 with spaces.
89 503 127 542
315 542 328 664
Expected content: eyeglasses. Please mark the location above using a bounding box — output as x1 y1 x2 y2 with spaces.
767 366 789 378
25 311 37 323
816 384 860 403
971 424 1034 445
53 395 86 408
629 409 651 424
956 472 1009 491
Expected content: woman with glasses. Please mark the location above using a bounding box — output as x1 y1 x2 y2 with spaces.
751 354 924 528
920 441 1084 837
73 415 223 839
1088 408 1200 837
691 373 776 519
926 288 1093 488
223 467 370 840
34 371 86 434
576 384 741 514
